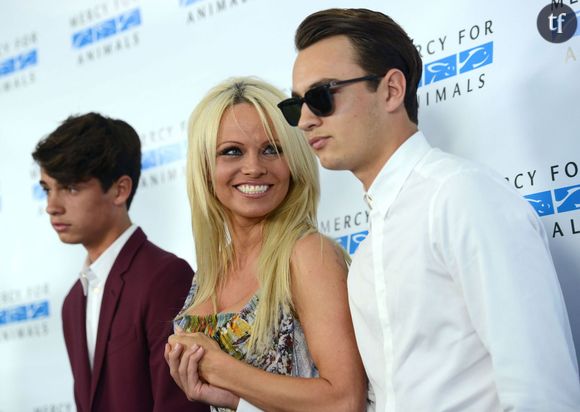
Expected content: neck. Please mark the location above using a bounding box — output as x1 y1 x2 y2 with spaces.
86 216 132 263
228 219 264 269
357 124 418 191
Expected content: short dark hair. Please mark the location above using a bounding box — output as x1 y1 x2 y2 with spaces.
295 8 423 124
32 112 141 209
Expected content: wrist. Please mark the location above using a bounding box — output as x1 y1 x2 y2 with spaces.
203 348 232 387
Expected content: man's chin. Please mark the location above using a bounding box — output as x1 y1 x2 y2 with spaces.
56 233 80 245
318 157 347 171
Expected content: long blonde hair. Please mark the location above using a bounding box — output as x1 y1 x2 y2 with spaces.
186 77 320 352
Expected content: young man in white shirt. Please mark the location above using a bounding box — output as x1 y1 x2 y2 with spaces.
276 8 580 411
32 112 208 412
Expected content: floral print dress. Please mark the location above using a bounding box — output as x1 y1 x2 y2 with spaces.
173 279 318 412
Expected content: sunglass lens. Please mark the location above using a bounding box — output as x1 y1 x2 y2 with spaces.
278 99 302 126
305 87 333 116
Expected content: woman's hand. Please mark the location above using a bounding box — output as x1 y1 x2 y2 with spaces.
168 332 224 381
165 335 239 409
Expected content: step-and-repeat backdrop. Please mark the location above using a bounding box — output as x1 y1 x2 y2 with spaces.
1 0 579 410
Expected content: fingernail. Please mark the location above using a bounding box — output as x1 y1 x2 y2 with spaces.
190 344 198 351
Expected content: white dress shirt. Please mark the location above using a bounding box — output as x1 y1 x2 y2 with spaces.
79 224 138 369
349 132 580 411
237 399 262 412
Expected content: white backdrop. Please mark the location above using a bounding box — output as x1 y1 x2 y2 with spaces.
1 0 579 410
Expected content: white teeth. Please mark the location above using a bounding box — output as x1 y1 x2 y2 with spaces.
237 184 269 194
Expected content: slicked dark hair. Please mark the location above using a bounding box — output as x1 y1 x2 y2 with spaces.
295 8 422 124
32 112 141 209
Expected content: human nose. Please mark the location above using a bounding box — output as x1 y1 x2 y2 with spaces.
45 191 64 215
241 152 267 176
297 102 322 131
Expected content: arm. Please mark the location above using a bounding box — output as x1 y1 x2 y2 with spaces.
433 171 580 410
145 257 208 412
168 234 367 412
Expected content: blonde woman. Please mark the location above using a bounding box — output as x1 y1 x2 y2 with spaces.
164 77 366 412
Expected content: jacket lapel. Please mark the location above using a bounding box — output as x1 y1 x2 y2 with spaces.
88 228 147 408
71 285 92 411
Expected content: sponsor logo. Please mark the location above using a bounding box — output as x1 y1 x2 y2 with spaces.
0 301 50 326
0 49 38 77
72 8 141 49
69 1 142 65
180 0 250 24
139 140 188 189
142 141 187 171
0 32 38 94
537 1 579 43
525 190 555 216
319 210 370 255
415 20 494 106
525 184 580 216
507 160 579 238
0 283 51 342
336 230 368 255
422 42 493 86
138 121 189 189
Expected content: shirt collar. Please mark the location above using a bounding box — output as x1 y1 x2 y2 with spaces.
79 224 138 295
365 131 431 215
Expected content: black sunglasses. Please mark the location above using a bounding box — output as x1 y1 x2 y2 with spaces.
277 74 384 127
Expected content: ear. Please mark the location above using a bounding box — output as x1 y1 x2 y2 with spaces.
380 68 407 113
112 175 132 207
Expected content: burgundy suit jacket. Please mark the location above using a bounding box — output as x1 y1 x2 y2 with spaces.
62 228 208 412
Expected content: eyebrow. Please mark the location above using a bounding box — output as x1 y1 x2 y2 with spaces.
216 139 281 148
39 179 83 189
216 140 243 147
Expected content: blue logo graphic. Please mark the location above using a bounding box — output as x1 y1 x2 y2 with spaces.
33 140 187 200
525 184 580 217
0 49 38 78
424 55 456 85
336 230 368 255
95 19 117 41
554 184 580 214
0 300 50 326
72 9 141 49
525 191 554 216
33 183 45 200
142 141 187 171
180 0 204 6
421 41 493 87
459 42 493 73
